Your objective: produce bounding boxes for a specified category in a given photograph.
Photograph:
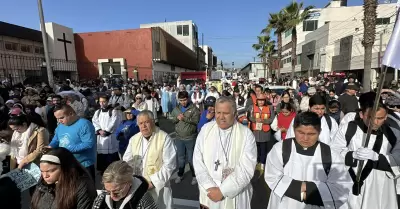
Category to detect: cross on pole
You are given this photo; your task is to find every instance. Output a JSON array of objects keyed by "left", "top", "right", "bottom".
[{"left": 57, "top": 33, "right": 72, "bottom": 61}]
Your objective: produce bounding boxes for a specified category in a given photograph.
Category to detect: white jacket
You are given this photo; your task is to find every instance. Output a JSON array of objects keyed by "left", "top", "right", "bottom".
[{"left": 0, "top": 143, "right": 10, "bottom": 174}]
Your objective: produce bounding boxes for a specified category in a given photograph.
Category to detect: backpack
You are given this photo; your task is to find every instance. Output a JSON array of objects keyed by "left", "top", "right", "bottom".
[
  {"left": 282, "top": 138, "right": 332, "bottom": 176},
  {"left": 96, "top": 109, "right": 113, "bottom": 118},
  {"left": 323, "top": 114, "right": 333, "bottom": 131}
]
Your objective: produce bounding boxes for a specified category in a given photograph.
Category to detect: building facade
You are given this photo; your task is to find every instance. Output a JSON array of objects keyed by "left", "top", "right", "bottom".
[
  {"left": 279, "top": 1, "right": 397, "bottom": 83},
  {"left": 0, "top": 21, "right": 78, "bottom": 84},
  {"left": 202, "top": 45, "right": 214, "bottom": 70},
  {"left": 75, "top": 27, "right": 199, "bottom": 82},
  {"left": 140, "top": 20, "right": 199, "bottom": 52}
]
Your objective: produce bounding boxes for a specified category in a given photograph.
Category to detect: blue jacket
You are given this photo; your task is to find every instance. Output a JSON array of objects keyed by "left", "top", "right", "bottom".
[
  {"left": 115, "top": 119, "right": 140, "bottom": 154},
  {"left": 197, "top": 109, "right": 215, "bottom": 132},
  {"left": 299, "top": 83, "right": 309, "bottom": 94}
]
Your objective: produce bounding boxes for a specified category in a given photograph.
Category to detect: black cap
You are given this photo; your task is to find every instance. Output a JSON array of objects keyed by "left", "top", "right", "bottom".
[{"left": 346, "top": 84, "right": 359, "bottom": 91}]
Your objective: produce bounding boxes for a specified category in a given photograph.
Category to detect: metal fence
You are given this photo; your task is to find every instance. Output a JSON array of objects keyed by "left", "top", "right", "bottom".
[
  {"left": 0, "top": 53, "right": 80, "bottom": 85},
  {"left": 0, "top": 53, "right": 183, "bottom": 85}
]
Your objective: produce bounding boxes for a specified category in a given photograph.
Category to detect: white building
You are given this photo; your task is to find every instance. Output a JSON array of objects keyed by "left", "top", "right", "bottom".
[
  {"left": 0, "top": 21, "right": 78, "bottom": 84},
  {"left": 239, "top": 62, "right": 270, "bottom": 81},
  {"left": 140, "top": 20, "right": 199, "bottom": 52},
  {"left": 280, "top": 0, "right": 397, "bottom": 82},
  {"left": 202, "top": 45, "right": 213, "bottom": 69}
]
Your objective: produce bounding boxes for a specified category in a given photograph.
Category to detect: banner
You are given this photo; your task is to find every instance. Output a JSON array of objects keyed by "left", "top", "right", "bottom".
[{"left": 1, "top": 163, "right": 41, "bottom": 191}]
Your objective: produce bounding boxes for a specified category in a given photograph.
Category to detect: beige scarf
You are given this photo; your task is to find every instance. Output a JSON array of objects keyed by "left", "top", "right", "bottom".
[{"left": 130, "top": 127, "right": 166, "bottom": 181}]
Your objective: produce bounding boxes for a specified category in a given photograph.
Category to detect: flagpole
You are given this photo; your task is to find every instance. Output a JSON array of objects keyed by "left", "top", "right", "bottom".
[{"left": 355, "top": 65, "right": 387, "bottom": 184}]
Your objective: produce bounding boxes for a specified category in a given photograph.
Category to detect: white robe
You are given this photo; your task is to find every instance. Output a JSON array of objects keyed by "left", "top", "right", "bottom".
[
  {"left": 265, "top": 140, "right": 352, "bottom": 209},
  {"left": 193, "top": 121, "right": 257, "bottom": 209},
  {"left": 122, "top": 132, "right": 176, "bottom": 209},
  {"left": 330, "top": 121, "right": 400, "bottom": 209},
  {"left": 92, "top": 109, "right": 121, "bottom": 154},
  {"left": 286, "top": 116, "right": 338, "bottom": 145}
]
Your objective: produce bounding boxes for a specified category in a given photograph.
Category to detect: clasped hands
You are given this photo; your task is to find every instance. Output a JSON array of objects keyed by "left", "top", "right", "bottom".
[
  {"left": 352, "top": 148, "right": 379, "bottom": 161},
  {"left": 207, "top": 187, "right": 224, "bottom": 202}
]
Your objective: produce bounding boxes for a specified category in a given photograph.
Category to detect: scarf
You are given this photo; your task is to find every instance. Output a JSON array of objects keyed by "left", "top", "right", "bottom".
[
  {"left": 277, "top": 112, "right": 296, "bottom": 140},
  {"left": 201, "top": 122, "right": 246, "bottom": 209},
  {"left": 10, "top": 123, "right": 37, "bottom": 164}
]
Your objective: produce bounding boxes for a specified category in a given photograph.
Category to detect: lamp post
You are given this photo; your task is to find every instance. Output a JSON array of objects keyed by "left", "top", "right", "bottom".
[{"left": 37, "top": 0, "right": 54, "bottom": 88}]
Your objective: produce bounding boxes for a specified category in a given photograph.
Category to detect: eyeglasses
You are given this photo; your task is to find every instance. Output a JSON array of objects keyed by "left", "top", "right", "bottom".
[
  {"left": 388, "top": 105, "right": 400, "bottom": 109},
  {"left": 104, "top": 183, "right": 129, "bottom": 197}
]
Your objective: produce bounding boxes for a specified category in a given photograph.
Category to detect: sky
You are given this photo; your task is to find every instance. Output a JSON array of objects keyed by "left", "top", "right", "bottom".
[{"left": 0, "top": 0, "right": 367, "bottom": 68}]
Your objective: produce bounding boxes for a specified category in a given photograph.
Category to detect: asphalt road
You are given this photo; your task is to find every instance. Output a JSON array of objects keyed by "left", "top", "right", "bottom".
[{"left": 21, "top": 116, "right": 271, "bottom": 209}]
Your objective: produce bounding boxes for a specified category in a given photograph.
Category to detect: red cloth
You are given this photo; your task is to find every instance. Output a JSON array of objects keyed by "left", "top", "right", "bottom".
[{"left": 277, "top": 111, "right": 296, "bottom": 140}]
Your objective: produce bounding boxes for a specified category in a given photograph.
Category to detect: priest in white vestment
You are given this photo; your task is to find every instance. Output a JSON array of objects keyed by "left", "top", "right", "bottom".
[
  {"left": 330, "top": 101, "right": 400, "bottom": 209},
  {"left": 266, "top": 111, "right": 352, "bottom": 209},
  {"left": 123, "top": 110, "right": 176, "bottom": 209},
  {"left": 193, "top": 96, "right": 257, "bottom": 209},
  {"left": 286, "top": 95, "right": 338, "bottom": 145}
]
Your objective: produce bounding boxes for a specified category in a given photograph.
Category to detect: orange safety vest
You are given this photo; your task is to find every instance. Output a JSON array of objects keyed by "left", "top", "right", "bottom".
[{"left": 251, "top": 105, "right": 271, "bottom": 132}]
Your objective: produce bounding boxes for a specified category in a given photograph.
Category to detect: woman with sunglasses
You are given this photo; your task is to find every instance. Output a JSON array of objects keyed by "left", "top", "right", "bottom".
[
  {"left": 31, "top": 147, "right": 96, "bottom": 209},
  {"left": 92, "top": 160, "right": 158, "bottom": 209}
]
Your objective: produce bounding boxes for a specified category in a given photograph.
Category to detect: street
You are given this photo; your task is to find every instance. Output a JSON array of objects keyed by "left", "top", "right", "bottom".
[{"left": 21, "top": 116, "right": 270, "bottom": 209}]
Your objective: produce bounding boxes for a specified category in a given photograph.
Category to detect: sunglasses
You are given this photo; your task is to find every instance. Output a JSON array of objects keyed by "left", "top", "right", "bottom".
[{"left": 388, "top": 105, "right": 400, "bottom": 109}]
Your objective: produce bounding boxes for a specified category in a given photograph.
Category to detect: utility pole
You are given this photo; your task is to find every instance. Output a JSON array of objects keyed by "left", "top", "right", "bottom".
[{"left": 37, "top": 0, "right": 54, "bottom": 88}]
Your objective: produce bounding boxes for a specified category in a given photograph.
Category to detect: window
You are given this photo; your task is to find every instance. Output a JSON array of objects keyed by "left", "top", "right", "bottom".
[
  {"left": 297, "top": 54, "right": 301, "bottom": 65},
  {"left": 34, "top": 46, "right": 40, "bottom": 54},
  {"left": 0, "top": 41, "right": 3, "bottom": 51},
  {"left": 155, "top": 41, "right": 160, "bottom": 52},
  {"left": 21, "top": 44, "right": 32, "bottom": 53},
  {"left": 5, "top": 42, "right": 19, "bottom": 51},
  {"left": 376, "top": 18, "right": 390, "bottom": 25},
  {"left": 303, "top": 20, "right": 318, "bottom": 32},
  {"left": 183, "top": 25, "right": 189, "bottom": 36},
  {"left": 39, "top": 47, "right": 44, "bottom": 54},
  {"left": 285, "top": 30, "right": 291, "bottom": 38},
  {"left": 177, "top": 25, "right": 183, "bottom": 35}
]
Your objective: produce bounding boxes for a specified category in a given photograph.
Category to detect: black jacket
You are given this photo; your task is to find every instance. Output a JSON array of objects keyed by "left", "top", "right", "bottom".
[
  {"left": 0, "top": 176, "right": 21, "bottom": 209},
  {"left": 47, "top": 106, "right": 58, "bottom": 136},
  {"left": 34, "top": 174, "right": 96, "bottom": 209},
  {"left": 235, "top": 95, "right": 245, "bottom": 107}
]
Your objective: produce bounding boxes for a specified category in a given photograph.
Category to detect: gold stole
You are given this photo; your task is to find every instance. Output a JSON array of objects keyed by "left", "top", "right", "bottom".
[
  {"left": 130, "top": 127, "right": 166, "bottom": 182},
  {"left": 200, "top": 122, "right": 245, "bottom": 208}
]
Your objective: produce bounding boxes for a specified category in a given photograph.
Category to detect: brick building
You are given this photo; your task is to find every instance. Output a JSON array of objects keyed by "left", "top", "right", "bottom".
[{"left": 74, "top": 27, "right": 200, "bottom": 82}]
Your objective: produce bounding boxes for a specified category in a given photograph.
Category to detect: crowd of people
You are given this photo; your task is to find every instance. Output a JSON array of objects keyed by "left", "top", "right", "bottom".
[{"left": 0, "top": 74, "right": 399, "bottom": 209}]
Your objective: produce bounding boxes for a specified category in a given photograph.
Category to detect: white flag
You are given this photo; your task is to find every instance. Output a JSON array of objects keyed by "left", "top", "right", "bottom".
[{"left": 382, "top": 8, "right": 400, "bottom": 68}]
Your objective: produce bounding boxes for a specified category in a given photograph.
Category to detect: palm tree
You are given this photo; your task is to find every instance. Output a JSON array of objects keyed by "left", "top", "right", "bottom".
[
  {"left": 252, "top": 36, "right": 276, "bottom": 80},
  {"left": 362, "top": 0, "right": 377, "bottom": 91},
  {"left": 263, "top": 11, "right": 286, "bottom": 79},
  {"left": 283, "top": 2, "right": 314, "bottom": 79},
  {"left": 266, "top": 40, "right": 277, "bottom": 78}
]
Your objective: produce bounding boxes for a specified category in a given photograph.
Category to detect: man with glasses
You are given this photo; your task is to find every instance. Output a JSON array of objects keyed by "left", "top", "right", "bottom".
[
  {"left": 123, "top": 110, "right": 176, "bottom": 209},
  {"left": 171, "top": 91, "right": 200, "bottom": 185},
  {"left": 286, "top": 95, "right": 338, "bottom": 145}
]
